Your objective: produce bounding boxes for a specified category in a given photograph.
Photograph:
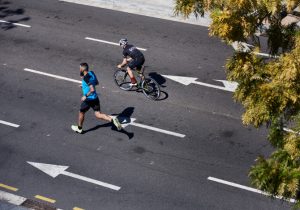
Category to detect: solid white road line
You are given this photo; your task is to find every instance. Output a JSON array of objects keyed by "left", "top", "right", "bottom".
[
  {"left": 24, "top": 68, "right": 81, "bottom": 84},
  {"left": 130, "top": 121, "right": 186, "bottom": 138},
  {"left": 0, "top": 190, "right": 26, "bottom": 206},
  {"left": 0, "top": 120, "right": 20, "bottom": 128},
  {"left": 0, "top": 20, "right": 31, "bottom": 28},
  {"left": 208, "top": 176, "right": 296, "bottom": 203},
  {"left": 85, "top": 37, "right": 147, "bottom": 51}
]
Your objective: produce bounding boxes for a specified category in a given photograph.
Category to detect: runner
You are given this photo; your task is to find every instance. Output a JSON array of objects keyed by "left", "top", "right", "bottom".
[{"left": 72, "top": 63, "right": 122, "bottom": 133}]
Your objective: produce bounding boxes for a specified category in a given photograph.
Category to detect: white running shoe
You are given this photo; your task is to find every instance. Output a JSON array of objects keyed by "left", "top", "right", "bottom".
[
  {"left": 71, "top": 125, "right": 83, "bottom": 134},
  {"left": 112, "top": 118, "right": 122, "bottom": 131}
]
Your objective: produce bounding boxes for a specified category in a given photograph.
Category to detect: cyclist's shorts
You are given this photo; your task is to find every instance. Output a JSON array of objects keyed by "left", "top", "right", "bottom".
[
  {"left": 80, "top": 97, "right": 101, "bottom": 113},
  {"left": 128, "top": 57, "right": 145, "bottom": 70}
]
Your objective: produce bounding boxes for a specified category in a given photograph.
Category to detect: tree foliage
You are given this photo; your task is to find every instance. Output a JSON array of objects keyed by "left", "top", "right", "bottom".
[{"left": 175, "top": 0, "right": 300, "bottom": 206}]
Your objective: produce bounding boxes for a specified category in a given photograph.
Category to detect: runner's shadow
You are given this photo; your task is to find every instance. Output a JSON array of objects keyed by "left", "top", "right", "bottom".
[{"left": 84, "top": 107, "right": 135, "bottom": 139}]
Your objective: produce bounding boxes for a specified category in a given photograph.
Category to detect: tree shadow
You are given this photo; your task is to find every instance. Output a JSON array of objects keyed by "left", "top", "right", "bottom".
[
  {"left": 0, "top": 1, "right": 30, "bottom": 30},
  {"left": 84, "top": 107, "right": 135, "bottom": 139}
]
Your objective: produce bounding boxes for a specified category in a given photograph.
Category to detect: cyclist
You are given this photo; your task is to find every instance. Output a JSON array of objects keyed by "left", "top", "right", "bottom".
[
  {"left": 72, "top": 63, "right": 122, "bottom": 133},
  {"left": 117, "top": 38, "right": 145, "bottom": 87}
]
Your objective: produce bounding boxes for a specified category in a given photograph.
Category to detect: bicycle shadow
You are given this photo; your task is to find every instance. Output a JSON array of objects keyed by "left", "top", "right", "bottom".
[
  {"left": 0, "top": 1, "right": 31, "bottom": 30},
  {"left": 148, "top": 72, "right": 169, "bottom": 101},
  {"left": 84, "top": 107, "right": 135, "bottom": 139}
]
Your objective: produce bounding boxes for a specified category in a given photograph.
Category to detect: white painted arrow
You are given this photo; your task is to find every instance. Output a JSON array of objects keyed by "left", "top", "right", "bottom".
[
  {"left": 231, "top": 41, "right": 279, "bottom": 58},
  {"left": 27, "top": 161, "right": 121, "bottom": 191},
  {"left": 162, "top": 75, "right": 238, "bottom": 92}
]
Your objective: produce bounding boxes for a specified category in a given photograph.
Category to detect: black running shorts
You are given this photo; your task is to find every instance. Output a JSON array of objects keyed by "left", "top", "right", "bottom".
[{"left": 80, "top": 97, "right": 101, "bottom": 113}]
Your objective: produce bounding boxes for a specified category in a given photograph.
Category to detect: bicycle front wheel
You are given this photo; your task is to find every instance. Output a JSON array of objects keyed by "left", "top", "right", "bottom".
[
  {"left": 141, "top": 78, "right": 161, "bottom": 100},
  {"left": 114, "top": 69, "right": 132, "bottom": 91}
]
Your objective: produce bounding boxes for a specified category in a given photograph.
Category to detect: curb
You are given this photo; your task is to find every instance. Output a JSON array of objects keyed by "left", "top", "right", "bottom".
[{"left": 0, "top": 190, "right": 62, "bottom": 210}]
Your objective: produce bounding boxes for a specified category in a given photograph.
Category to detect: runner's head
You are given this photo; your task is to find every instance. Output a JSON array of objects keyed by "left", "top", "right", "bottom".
[
  {"left": 119, "top": 38, "right": 128, "bottom": 48},
  {"left": 80, "top": 63, "right": 89, "bottom": 76}
]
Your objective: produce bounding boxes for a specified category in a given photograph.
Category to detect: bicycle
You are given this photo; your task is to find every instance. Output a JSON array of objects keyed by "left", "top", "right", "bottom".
[{"left": 114, "top": 66, "right": 161, "bottom": 100}]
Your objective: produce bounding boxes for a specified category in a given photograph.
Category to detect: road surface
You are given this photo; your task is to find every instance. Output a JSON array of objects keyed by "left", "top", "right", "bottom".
[{"left": 0, "top": 0, "right": 292, "bottom": 209}]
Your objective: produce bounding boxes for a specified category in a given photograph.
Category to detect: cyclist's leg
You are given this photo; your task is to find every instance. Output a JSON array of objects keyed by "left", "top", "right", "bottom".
[{"left": 127, "top": 66, "right": 137, "bottom": 85}]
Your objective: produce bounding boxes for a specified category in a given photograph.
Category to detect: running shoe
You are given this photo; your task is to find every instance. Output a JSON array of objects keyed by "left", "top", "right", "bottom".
[
  {"left": 71, "top": 125, "right": 83, "bottom": 134},
  {"left": 112, "top": 118, "right": 122, "bottom": 131}
]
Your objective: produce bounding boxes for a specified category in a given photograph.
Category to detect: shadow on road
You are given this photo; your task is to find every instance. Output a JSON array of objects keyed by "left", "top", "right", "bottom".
[
  {"left": 149, "top": 72, "right": 166, "bottom": 87},
  {"left": 84, "top": 107, "right": 135, "bottom": 139},
  {"left": 156, "top": 90, "right": 168, "bottom": 101},
  {"left": 0, "top": 0, "right": 30, "bottom": 30},
  {"left": 148, "top": 72, "right": 169, "bottom": 101}
]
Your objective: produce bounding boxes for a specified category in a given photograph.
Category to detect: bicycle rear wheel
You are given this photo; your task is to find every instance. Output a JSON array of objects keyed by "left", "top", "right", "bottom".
[
  {"left": 114, "top": 69, "right": 132, "bottom": 91},
  {"left": 141, "top": 78, "right": 161, "bottom": 100}
]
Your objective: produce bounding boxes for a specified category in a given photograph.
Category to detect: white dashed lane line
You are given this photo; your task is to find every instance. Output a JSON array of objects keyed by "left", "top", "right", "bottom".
[
  {"left": 85, "top": 37, "right": 147, "bottom": 51},
  {"left": 24, "top": 68, "right": 81, "bottom": 84},
  {"left": 0, "top": 20, "right": 31, "bottom": 28},
  {"left": 0, "top": 120, "right": 20, "bottom": 128}
]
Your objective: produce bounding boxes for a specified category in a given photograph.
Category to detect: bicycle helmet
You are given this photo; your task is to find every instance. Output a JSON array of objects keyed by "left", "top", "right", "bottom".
[{"left": 119, "top": 38, "right": 128, "bottom": 47}]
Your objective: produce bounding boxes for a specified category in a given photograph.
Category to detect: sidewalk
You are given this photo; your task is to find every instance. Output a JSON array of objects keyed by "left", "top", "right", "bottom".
[{"left": 60, "top": 0, "right": 211, "bottom": 26}]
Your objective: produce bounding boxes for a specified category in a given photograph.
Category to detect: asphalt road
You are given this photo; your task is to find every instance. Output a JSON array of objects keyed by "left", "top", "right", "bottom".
[{"left": 0, "top": 0, "right": 293, "bottom": 209}]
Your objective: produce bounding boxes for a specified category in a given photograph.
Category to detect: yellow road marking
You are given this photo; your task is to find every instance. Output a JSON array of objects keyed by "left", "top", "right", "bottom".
[
  {"left": 0, "top": 183, "right": 18, "bottom": 192},
  {"left": 73, "top": 207, "right": 85, "bottom": 210},
  {"left": 34, "top": 195, "right": 56, "bottom": 203}
]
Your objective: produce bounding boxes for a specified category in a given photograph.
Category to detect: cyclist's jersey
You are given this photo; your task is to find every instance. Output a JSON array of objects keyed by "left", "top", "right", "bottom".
[
  {"left": 123, "top": 44, "right": 144, "bottom": 59},
  {"left": 82, "top": 71, "right": 99, "bottom": 100}
]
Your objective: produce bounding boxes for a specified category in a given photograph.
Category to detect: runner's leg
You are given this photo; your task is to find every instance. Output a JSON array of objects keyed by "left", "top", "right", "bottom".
[
  {"left": 78, "top": 112, "right": 85, "bottom": 128},
  {"left": 94, "top": 111, "right": 112, "bottom": 122}
]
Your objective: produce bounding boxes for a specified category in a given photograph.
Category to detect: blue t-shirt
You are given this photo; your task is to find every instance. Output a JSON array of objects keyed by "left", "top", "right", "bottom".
[{"left": 82, "top": 71, "right": 99, "bottom": 100}]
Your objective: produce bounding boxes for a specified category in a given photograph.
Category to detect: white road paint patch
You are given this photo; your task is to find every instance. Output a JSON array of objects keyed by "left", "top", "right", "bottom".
[
  {"left": 27, "top": 161, "right": 121, "bottom": 191},
  {"left": 163, "top": 75, "right": 237, "bottom": 92},
  {"left": 85, "top": 37, "right": 147, "bottom": 51},
  {"left": 208, "top": 176, "right": 296, "bottom": 203},
  {"left": 215, "top": 80, "right": 238, "bottom": 92},
  {"left": 283, "top": 127, "right": 300, "bottom": 134},
  {"left": 24, "top": 68, "right": 81, "bottom": 84},
  {"left": 0, "top": 120, "right": 20, "bottom": 128},
  {"left": 0, "top": 190, "right": 26, "bottom": 205},
  {"left": 0, "top": 20, "right": 31, "bottom": 28}
]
